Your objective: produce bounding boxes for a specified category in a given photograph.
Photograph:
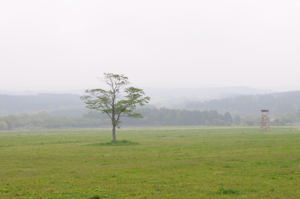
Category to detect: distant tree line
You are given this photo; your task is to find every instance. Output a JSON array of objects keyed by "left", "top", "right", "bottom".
[
  {"left": 0, "top": 112, "right": 103, "bottom": 130},
  {"left": 0, "top": 108, "right": 233, "bottom": 130},
  {"left": 0, "top": 108, "right": 297, "bottom": 131}
]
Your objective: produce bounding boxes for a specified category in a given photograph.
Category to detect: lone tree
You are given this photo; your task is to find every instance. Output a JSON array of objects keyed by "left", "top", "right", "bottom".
[{"left": 81, "top": 73, "right": 150, "bottom": 142}]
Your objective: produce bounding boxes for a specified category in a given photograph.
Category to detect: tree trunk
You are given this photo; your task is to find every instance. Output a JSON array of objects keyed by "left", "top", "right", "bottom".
[{"left": 112, "top": 125, "right": 117, "bottom": 142}]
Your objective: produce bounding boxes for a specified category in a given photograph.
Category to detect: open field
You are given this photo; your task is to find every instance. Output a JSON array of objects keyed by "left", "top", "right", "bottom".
[{"left": 1, "top": 127, "right": 300, "bottom": 199}]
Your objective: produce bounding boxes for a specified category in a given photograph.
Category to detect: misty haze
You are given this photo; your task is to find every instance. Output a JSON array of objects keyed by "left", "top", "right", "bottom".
[{"left": 1, "top": 1, "right": 300, "bottom": 199}]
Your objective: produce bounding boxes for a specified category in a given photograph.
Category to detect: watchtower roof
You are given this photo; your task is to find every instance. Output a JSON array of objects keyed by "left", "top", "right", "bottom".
[{"left": 261, "top": 109, "right": 269, "bottom": 112}]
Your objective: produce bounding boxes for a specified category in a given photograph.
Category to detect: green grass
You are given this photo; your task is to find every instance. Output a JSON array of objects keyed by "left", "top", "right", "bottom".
[
  {"left": 88, "top": 140, "right": 139, "bottom": 147},
  {"left": 1, "top": 127, "right": 300, "bottom": 199}
]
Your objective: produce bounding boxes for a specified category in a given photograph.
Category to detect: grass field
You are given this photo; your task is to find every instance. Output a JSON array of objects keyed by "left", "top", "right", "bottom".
[{"left": 1, "top": 127, "right": 300, "bottom": 199}]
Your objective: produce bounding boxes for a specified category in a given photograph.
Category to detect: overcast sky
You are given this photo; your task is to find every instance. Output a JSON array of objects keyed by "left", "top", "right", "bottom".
[{"left": 1, "top": 0, "right": 300, "bottom": 92}]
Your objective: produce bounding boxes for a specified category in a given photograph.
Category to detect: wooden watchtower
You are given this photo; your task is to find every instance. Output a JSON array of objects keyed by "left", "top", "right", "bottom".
[{"left": 260, "top": 109, "right": 270, "bottom": 131}]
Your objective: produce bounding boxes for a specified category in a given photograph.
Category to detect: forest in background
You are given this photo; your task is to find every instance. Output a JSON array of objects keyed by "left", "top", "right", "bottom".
[{"left": 1, "top": 90, "right": 300, "bottom": 130}]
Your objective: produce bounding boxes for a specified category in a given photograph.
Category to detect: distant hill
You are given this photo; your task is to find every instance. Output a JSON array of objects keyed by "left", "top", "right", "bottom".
[
  {"left": 1, "top": 89, "right": 300, "bottom": 129},
  {"left": 0, "top": 94, "right": 84, "bottom": 116},
  {"left": 184, "top": 90, "right": 300, "bottom": 116},
  {"left": 0, "top": 87, "right": 268, "bottom": 115},
  {"left": 144, "top": 87, "right": 269, "bottom": 107},
  {"left": 1, "top": 88, "right": 298, "bottom": 118}
]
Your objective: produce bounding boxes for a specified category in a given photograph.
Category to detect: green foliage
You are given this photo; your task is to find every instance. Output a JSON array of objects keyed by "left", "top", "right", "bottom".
[
  {"left": 81, "top": 73, "right": 150, "bottom": 141},
  {"left": 81, "top": 73, "right": 150, "bottom": 127}
]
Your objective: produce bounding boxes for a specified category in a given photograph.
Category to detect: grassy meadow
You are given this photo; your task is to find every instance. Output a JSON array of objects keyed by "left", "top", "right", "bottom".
[{"left": 1, "top": 127, "right": 300, "bottom": 199}]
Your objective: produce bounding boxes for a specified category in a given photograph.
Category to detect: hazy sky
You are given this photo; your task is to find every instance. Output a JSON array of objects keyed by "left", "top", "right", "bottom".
[{"left": 1, "top": 0, "right": 300, "bottom": 91}]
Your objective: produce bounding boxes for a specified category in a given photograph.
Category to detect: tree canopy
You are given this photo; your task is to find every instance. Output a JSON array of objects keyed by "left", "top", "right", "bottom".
[{"left": 81, "top": 73, "right": 150, "bottom": 142}]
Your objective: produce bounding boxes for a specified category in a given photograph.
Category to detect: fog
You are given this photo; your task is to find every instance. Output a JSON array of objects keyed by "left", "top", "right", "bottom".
[{"left": 1, "top": 0, "right": 300, "bottom": 92}]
